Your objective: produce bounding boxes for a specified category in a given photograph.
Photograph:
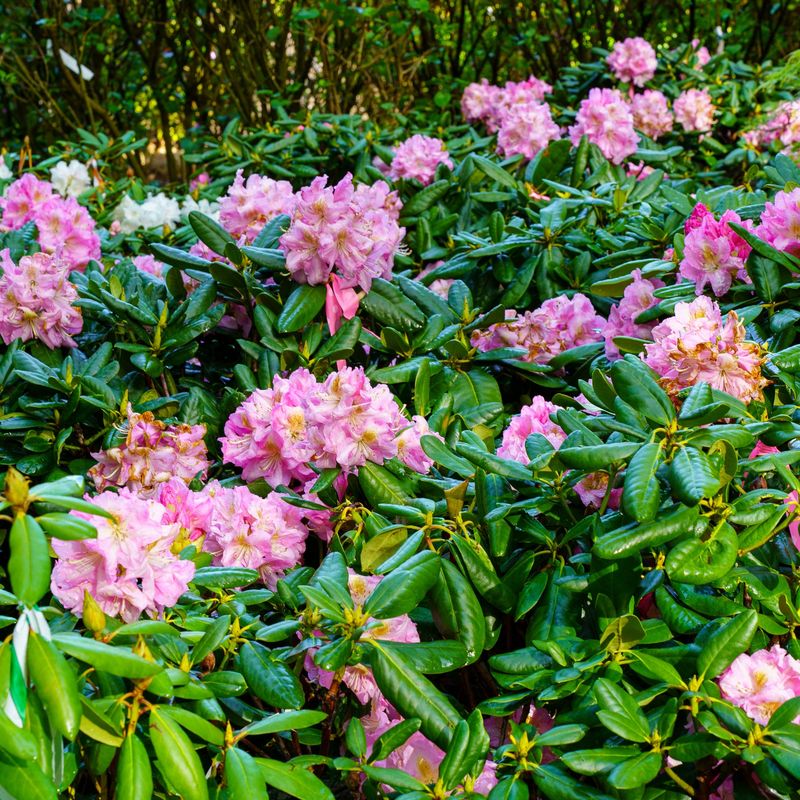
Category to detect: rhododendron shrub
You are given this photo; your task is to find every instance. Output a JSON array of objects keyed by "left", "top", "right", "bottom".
[{"left": 5, "top": 31, "right": 800, "bottom": 800}]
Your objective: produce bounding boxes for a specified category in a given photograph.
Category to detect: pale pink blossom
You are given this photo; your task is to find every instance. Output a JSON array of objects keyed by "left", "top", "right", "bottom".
[
  {"left": 389, "top": 135, "right": 453, "bottom": 185},
  {"left": 631, "top": 90, "right": 673, "bottom": 140},
  {"left": 643, "top": 296, "right": 767, "bottom": 402},
  {"left": 0, "top": 174, "right": 53, "bottom": 228},
  {"left": 673, "top": 88, "right": 715, "bottom": 133},
  {"left": 218, "top": 169, "right": 296, "bottom": 243},
  {"left": 90, "top": 405, "right": 208, "bottom": 498},
  {"left": 497, "top": 101, "right": 560, "bottom": 160},
  {"left": 569, "top": 88, "right": 639, "bottom": 164},
  {"left": 756, "top": 187, "right": 800, "bottom": 257},
  {"left": 719, "top": 645, "right": 800, "bottom": 725},
  {"left": 679, "top": 205, "right": 753, "bottom": 296},
  {"left": 0, "top": 249, "right": 82, "bottom": 348},
  {"left": 604, "top": 270, "right": 664, "bottom": 360},
  {"left": 51, "top": 489, "right": 195, "bottom": 622},
  {"left": 607, "top": 37, "right": 658, "bottom": 86},
  {"left": 497, "top": 396, "right": 566, "bottom": 463}
]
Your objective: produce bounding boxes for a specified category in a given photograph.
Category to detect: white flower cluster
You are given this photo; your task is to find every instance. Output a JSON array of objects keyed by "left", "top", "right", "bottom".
[
  {"left": 50, "top": 160, "right": 92, "bottom": 198},
  {"left": 113, "top": 193, "right": 182, "bottom": 234}
]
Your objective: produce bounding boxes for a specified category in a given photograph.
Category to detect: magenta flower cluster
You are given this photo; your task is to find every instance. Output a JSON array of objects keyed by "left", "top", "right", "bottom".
[
  {"left": 756, "top": 187, "right": 800, "bottom": 256},
  {"left": 221, "top": 365, "right": 436, "bottom": 487},
  {"left": 388, "top": 134, "right": 454, "bottom": 185},
  {"left": 89, "top": 405, "right": 209, "bottom": 498},
  {"left": 1, "top": 174, "right": 101, "bottom": 270},
  {"left": 568, "top": 88, "right": 639, "bottom": 164},
  {"left": 0, "top": 249, "right": 83, "bottom": 348},
  {"left": 279, "top": 173, "right": 404, "bottom": 292},
  {"left": 471, "top": 294, "right": 606, "bottom": 364},
  {"left": 679, "top": 203, "right": 753, "bottom": 296},
  {"left": 607, "top": 37, "right": 658, "bottom": 86},
  {"left": 603, "top": 269, "right": 664, "bottom": 359},
  {"left": 218, "top": 169, "right": 296, "bottom": 243}
]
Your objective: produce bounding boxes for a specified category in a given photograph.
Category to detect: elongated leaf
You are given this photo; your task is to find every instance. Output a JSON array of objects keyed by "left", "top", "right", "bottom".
[
  {"left": 239, "top": 643, "right": 304, "bottom": 709},
  {"left": 364, "top": 551, "right": 440, "bottom": 619},
  {"left": 226, "top": 747, "right": 268, "bottom": 800},
  {"left": 257, "top": 758, "right": 335, "bottom": 800},
  {"left": 149, "top": 707, "right": 209, "bottom": 800},
  {"left": 116, "top": 734, "right": 153, "bottom": 800},
  {"left": 621, "top": 442, "right": 663, "bottom": 522},
  {"left": 9, "top": 513, "right": 51, "bottom": 606},
  {"left": 52, "top": 633, "right": 163, "bottom": 678},
  {"left": 698, "top": 609, "right": 758, "bottom": 678}
]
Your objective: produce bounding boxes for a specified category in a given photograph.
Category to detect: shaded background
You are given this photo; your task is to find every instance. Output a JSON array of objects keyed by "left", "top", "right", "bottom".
[{"left": 1, "top": 0, "right": 798, "bottom": 180}]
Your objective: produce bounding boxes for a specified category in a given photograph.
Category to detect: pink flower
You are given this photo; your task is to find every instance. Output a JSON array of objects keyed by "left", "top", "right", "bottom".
[
  {"left": 643, "top": 296, "right": 767, "bottom": 402},
  {"left": 416, "top": 261, "right": 452, "bottom": 299},
  {"left": 574, "top": 472, "right": 622, "bottom": 509},
  {"left": 0, "top": 249, "right": 82, "bottom": 348},
  {"left": 607, "top": 37, "right": 658, "bottom": 86},
  {"left": 756, "top": 187, "right": 800, "bottom": 257},
  {"left": 156, "top": 478, "right": 214, "bottom": 542},
  {"left": 497, "top": 101, "right": 560, "bottom": 160},
  {"left": 719, "top": 645, "right": 800, "bottom": 725},
  {"left": 218, "top": 169, "right": 296, "bottom": 243},
  {"left": 461, "top": 79, "right": 501, "bottom": 124},
  {"left": 679, "top": 205, "right": 753, "bottom": 296},
  {"left": 604, "top": 270, "right": 664, "bottom": 360},
  {"left": 132, "top": 254, "right": 166, "bottom": 279},
  {"left": 34, "top": 195, "right": 101, "bottom": 271},
  {"left": 673, "top": 88, "right": 715, "bottom": 133},
  {"left": 51, "top": 489, "right": 195, "bottom": 622},
  {"left": 785, "top": 490, "right": 800, "bottom": 551},
  {"left": 0, "top": 174, "right": 54, "bottom": 228},
  {"left": 389, "top": 135, "right": 453, "bottom": 185},
  {"left": 201, "top": 482, "right": 308, "bottom": 589},
  {"left": 190, "top": 172, "right": 210, "bottom": 192},
  {"left": 90, "top": 405, "right": 208, "bottom": 498},
  {"left": 690, "top": 39, "right": 711, "bottom": 68},
  {"left": 472, "top": 295, "right": 606, "bottom": 364},
  {"left": 280, "top": 174, "right": 404, "bottom": 293},
  {"left": 631, "top": 90, "right": 673, "bottom": 140},
  {"left": 395, "top": 415, "right": 439, "bottom": 474},
  {"left": 221, "top": 365, "right": 433, "bottom": 487},
  {"left": 497, "top": 396, "right": 566, "bottom": 463},
  {"left": 569, "top": 88, "right": 639, "bottom": 164}
]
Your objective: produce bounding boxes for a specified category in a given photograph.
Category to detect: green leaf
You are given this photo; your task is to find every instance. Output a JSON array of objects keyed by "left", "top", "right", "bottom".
[
  {"left": 472, "top": 155, "right": 519, "bottom": 188},
  {"left": 420, "top": 435, "right": 475, "bottom": 477},
  {"left": 593, "top": 503, "right": 699, "bottom": 559},
  {"left": 369, "top": 718, "right": 422, "bottom": 763},
  {"left": 450, "top": 535, "right": 515, "bottom": 613},
  {"left": 401, "top": 180, "right": 451, "bottom": 216},
  {"left": 557, "top": 442, "right": 640, "bottom": 471},
  {"left": 257, "top": 758, "right": 336, "bottom": 800},
  {"left": 192, "top": 567, "right": 259, "bottom": 588},
  {"left": 346, "top": 717, "right": 367, "bottom": 758},
  {"left": 621, "top": 442, "right": 663, "bottom": 522},
  {"left": 160, "top": 706, "right": 224, "bottom": 746},
  {"left": 0, "top": 704, "right": 38, "bottom": 760},
  {"left": 428, "top": 559, "right": 486, "bottom": 663},
  {"left": 27, "top": 631, "right": 82, "bottom": 741},
  {"left": 455, "top": 443, "right": 532, "bottom": 481},
  {"left": 0, "top": 759, "right": 57, "bottom": 800},
  {"left": 241, "top": 710, "right": 327, "bottom": 737},
  {"left": 370, "top": 640, "right": 461, "bottom": 749},
  {"left": 607, "top": 752, "right": 662, "bottom": 789},
  {"left": 36, "top": 512, "right": 97, "bottom": 540},
  {"left": 380, "top": 640, "right": 468, "bottom": 674},
  {"left": 358, "top": 462, "right": 412, "bottom": 506},
  {"left": 225, "top": 747, "right": 268, "bottom": 800},
  {"left": 698, "top": 609, "right": 758, "bottom": 679},
  {"left": 364, "top": 551, "right": 440, "bottom": 618},
  {"left": 610, "top": 357, "right": 674, "bottom": 425},
  {"left": 149, "top": 707, "right": 209, "bottom": 800},
  {"left": 239, "top": 642, "right": 304, "bottom": 709},
  {"left": 360, "top": 279, "right": 426, "bottom": 332},
  {"left": 665, "top": 522, "right": 737, "bottom": 584},
  {"left": 116, "top": 734, "right": 153, "bottom": 800},
  {"left": 191, "top": 615, "right": 230, "bottom": 666},
  {"left": 51, "top": 633, "right": 163, "bottom": 679},
  {"left": 276, "top": 284, "right": 327, "bottom": 333},
  {"left": 594, "top": 678, "right": 650, "bottom": 743},
  {"left": 9, "top": 513, "right": 51, "bottom": 606},
  {"left": 668, "top": 447, "right": 720, "bottom": 505},
  {"left": 188, "top": 210, "right": 235, "bottom": 256}
]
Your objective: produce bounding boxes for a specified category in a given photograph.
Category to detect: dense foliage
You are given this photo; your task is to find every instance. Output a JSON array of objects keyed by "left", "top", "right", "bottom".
[{"left": 2, "top": 28, "right": 800, "bottom": 800}]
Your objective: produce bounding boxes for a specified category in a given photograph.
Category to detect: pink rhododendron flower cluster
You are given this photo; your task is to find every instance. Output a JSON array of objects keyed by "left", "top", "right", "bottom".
[
  {"left": 90, "top": 405, "right": 209, "bottom": 497},
  {"left": 631, "top": 90, "right": 674, "bottom": 139},
  {"left": 719, "top": 645, "right": 800, "bottom": 725},
  {"left": 0, "top": 174, "right": 101, "bottom": 270},
  {"left": 573, "top": 471, "right": 622, "bottom": 509},
  {"left": 568, "top": 88, "right": 639, "bottom": 164},
  {"left": 497, "top": 396, "right": 566, "bottom": 462},
  {"left": 201, "top": 482, "right": 309, "bottom": 589},
  {"left": 673, "top": 88, "right": 715, "bottom": 133},
  {"left": 416, "top": 261, "right": 453, "bottom": 299},
  {"left": 690, "top": 38, "right": 711, "bottom": 68},
  {"left": 607, "top": 37, "right": 658, "bottom": 86},
  {"left": 279, "top": 173, "right": 404, "bottom": 292},
  {"left": 679, "top": 203, "right": 753, "bottom": 296},
  {"left": 756, "top": 187, "right": 800, "bottom": 256},
  {"left": 743, "top": 100, "right": 800, "bottom": 152},
  {"left": 51, "top": 489, "right": 195, "bottom": 623},
  {"left": 218, "top": 169, "right": 296, "bottom": 242},
  {"left": 461, "top": 75, "right": 551, "bottom": 132},
  {"left": 496, "top": 101, "right": 560, "bottom": 160},
  {"left": 0, "top": 249, "right": 83, "bottom": 348},
  {"left": 221, "top": 366, "right": 436, "bottom": 486},
  {"left": 603, "top": 269, "right": 664, "bottom": 359},
  {"left": 471, "top": 294, "right": 606, "bottom": 364},
  {"left": 642, "top": 296, "right": 767, "bottom": 402},
  {"left": 388, "top": 134, "right": 453, "bottom": 185}
]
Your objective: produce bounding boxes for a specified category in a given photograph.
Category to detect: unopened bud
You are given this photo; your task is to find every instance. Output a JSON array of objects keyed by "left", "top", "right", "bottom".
[
  {"left": 4, "top": 468, "right": 30, "bottom": 512},
  {"left": 83, "top": 590, "right": 106, "bottom": 633}
]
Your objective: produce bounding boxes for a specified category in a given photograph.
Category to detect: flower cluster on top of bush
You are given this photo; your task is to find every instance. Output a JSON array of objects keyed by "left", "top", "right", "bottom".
[{"left": 2, "top": 30, "right": 800, "bottom": 800}]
